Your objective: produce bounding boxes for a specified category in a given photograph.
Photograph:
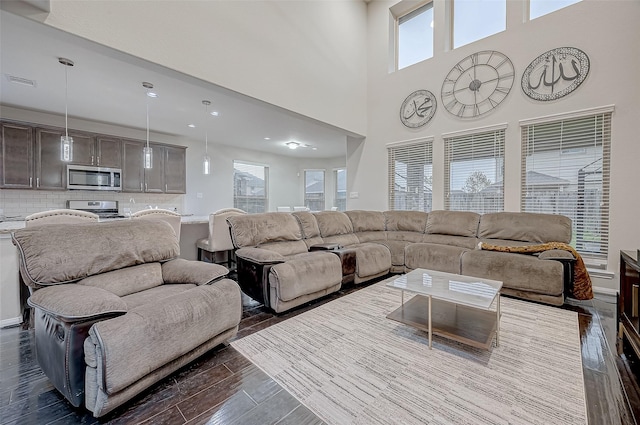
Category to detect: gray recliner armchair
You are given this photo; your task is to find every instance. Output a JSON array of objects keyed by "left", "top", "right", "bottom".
[{"left": 12, "top": 219, "right": 242, "bottom": 417}]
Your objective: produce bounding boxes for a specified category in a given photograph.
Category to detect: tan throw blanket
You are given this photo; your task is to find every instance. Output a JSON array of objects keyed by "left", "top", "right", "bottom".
[{"left": 479, "top": 241, "right": 593, "bottom": 301}]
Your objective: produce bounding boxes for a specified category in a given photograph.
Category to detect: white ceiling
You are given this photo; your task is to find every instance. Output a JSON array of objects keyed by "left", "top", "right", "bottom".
[{"left": 0, "top": 11, "right": 357, "bottom": 159}]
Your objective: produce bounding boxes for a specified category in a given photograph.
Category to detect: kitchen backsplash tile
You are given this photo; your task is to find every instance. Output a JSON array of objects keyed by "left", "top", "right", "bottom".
[{"left": 0, "top": 190, "right": 184, "bottom": 218}]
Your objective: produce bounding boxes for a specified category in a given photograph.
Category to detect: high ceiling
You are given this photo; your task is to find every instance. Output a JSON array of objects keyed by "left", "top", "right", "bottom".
[{"left": 0, "top": 10, "right": 355, "bottom": 159}]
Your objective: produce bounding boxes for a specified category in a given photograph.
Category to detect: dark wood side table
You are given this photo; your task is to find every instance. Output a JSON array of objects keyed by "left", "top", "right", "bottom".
[{"left": 619, "top": 250, "right": 640, "bottom": 358}]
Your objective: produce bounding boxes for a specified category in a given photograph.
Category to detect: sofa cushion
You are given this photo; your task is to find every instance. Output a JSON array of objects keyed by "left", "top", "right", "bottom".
[
  {"left": 89, "top": 279, "right": 241, "bottom": 395},
  {"left": 292, "top": 211, "right": 321, "bottom": 238},
  {"left": 227, "top": 212, "right": 302, "bottom": 248},
  {"left": 121, "top": 284, "right": 197, "bottom": 310},
  {"left": 322, "top": 234, "right": 360, "bottom": 247},
  {"left": 78, "top": 263, "right": 163, "bottom": 297},
  {"left": 405, "top": 243, "right": 469, "bottom": 274},
  {"left": 373, "top": 240, "right": 410, "bottom": 266},
  {"left": 425, "top": 210, "right": 480, "bottom": 237},
  {"left": 387, "top": 231, "right": 424, "bottom": 243},
  {"left": 422, "top": 234, "right": 479, "bottom": 250},
  {"left": 12, "top": 220, "right": 179, "bottom": 287},
  {"left": 269, "top": 252, "right": 342, "bottom": 302},
  {"left": 28, "top": 284, "right": 127, "bottom": 321},
  {"left": 461, "top": 250, "right": 564, "bottom": 296},
  {"left": 345, "top": 210, "right": 386, "bottom": 232},
  {"left": 351, "top": 243, "right": 392, "bottom": 278},
  {"left": 356, "top": 231, "right": 387, "bottom": 243},
  {"left": 259, "top": 240, "right": 309, "bottom": 257},
  {"left": 314, "top": 211, "right": 353, "bottom": 237},
  {"left": 478, "top": 212, "right": 572, "bottom": 244},
  {"left": 384, "top": 210, "right": 428, "bottom": 233}
]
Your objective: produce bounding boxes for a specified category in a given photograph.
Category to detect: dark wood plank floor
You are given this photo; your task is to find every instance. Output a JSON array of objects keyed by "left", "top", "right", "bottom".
[{"left": 0, "top": 280, "right": 638, "bottom": 425}]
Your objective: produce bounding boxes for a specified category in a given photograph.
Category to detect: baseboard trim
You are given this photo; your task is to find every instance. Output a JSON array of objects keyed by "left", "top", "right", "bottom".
[
  {"left": 0, "top": 316, "right": 23, "bottom": 328},
  {"left": 593, "top": 286, "right": 618, "bottom": 297}
]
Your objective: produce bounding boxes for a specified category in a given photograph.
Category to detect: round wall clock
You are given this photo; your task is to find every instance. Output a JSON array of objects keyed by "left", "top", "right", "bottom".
[
  {"left": 400, "top": 89, "right": 437, "bottom": 128},
  {"left": 441, "top": 50, "right": 515, "bottom": 118},
  {"left": 521, "top": 47, "right": 590, "bottom": 101}
]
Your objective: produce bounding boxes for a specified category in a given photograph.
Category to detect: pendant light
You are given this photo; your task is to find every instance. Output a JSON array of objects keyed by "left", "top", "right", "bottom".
[
  {"left": 59, "top": 58, "right": 74, "bottom": 162},
  {"left": 202, "top": 100, "right": 211, "bottom": 175},
  {"left": 142, "top": 82, "right": 154, "bottom": 169}
]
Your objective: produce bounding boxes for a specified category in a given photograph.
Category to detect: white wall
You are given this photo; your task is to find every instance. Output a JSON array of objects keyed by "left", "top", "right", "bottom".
[
  {"left": 355, "top": 0, "right": 640, "bottom": 291},
  {"left": 19, "top": 0, "right": 368, "bottom": 136},
  {"left": 185, "top": 136, "right": 346, "bottom": 214}
]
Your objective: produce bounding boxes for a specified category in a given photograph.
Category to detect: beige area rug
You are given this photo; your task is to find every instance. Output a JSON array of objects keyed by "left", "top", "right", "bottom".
[{"left": 232, "top": 279, "right": 587, "bottom": 425}]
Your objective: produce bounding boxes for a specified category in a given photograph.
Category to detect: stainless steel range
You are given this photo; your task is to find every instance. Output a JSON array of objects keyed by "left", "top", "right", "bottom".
[{"left": 67, "top": 200, "right": 125, "bottom": 219}]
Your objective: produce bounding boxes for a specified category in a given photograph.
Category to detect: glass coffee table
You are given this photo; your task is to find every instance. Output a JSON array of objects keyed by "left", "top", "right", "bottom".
[{"left": 386, "top": 268, "right": 503, "bottom": 350}]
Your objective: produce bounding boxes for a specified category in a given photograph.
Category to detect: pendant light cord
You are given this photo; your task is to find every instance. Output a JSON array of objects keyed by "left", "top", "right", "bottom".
[
  {"left": 146, "top": 90, "right": 150, "bottom": 149},
  {"left": 64, "top": 64, "right": 69, "bottom": 139},
  {"left": 204, "top": 103, "right": 209, "bottom": 154}
]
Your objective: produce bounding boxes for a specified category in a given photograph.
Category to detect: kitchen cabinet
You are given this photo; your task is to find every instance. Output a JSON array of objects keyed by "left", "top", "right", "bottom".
[
  {"left": 164, "top": 146, "right": 186, "bottom": 193},
  {"left": 0, "top": 122, "right": 33, "bottom": 188},
  {"left": 122, "top": 140, "right": 173, "bottom": 193},
  {"left": 122, "top": 139, "right": 144, "bottom": 192},
  {"left": 96, "top": 136, "right": 122, "bottom": 168},
  {"left": 71, "top": 135, "right": 121, "bottom": 168}
]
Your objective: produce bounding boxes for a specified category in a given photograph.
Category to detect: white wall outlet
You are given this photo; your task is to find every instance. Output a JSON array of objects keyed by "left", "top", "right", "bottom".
[
  {"left": 196, "top": 192, "right": 203, "bottom": 199},
  {"left": 349, "top": 192, "right": 359, "bottom": 199}
]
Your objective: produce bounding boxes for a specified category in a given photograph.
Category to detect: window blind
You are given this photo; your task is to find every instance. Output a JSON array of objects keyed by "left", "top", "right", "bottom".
[
  {"left": 444, "top": 129, "right": 505, "bottom": 213},
  {"left": 388, "top": 140, "right": 433, "bottom": 211},
  {"left": 304, "top": 170, "right": 325, "bottom": 211},
  {"left": 521, "top": 112, "right": 611, "bottom": 265},
  {"left": 233, "top": 160, "right": 268, "bottom": 213}
]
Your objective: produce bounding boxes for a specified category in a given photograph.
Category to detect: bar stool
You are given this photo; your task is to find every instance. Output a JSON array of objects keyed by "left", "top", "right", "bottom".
[{"left": 196, "top": 208, "right": 246, "bottom": 269}]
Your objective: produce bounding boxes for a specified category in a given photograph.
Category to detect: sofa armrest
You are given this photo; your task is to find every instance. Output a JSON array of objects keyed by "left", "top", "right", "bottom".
[
  {"left": 235, "top": 247, "right": 286, "bottom": 265},
  {"left": 28, "top": 284, "right": 127, "bottom": 322},
  {"left": 538, "top": 249, "right": 576, "bottom": 298},
  {"left": 162, "top": 258, "right": 228, "bottom": 285},
  {"left": 538, "top": 249, "right": 575, "bottom": 261}
]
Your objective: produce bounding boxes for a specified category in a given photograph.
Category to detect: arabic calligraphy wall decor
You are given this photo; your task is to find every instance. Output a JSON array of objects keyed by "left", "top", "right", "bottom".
[
  {"left": 441, "top": 50, "right": 514, "bottom": 119},
  {"left": 521, "top": 47, "right": 590, "bottom": 101},
  {"left": 400, "top": 89, "right": 437, "bottom": 128}
]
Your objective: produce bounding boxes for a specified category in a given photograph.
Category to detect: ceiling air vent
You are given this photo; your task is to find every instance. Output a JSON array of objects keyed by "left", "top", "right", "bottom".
[{"left": 6, "top": 74, "right": 37, "bottom": 87}]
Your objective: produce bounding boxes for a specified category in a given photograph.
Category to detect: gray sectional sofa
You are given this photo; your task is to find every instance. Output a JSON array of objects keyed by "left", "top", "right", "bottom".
[
  {"left": 227, "top": 209, "right": 575, "bottom": 313},
  {"left": 12, "top": 219, "right": 242, "bottom": 417}
]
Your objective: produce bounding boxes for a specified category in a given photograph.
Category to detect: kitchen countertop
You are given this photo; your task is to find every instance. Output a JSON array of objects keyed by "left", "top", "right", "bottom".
[{"left": 0, "top": 215, "right": 210, "bottom": 234}]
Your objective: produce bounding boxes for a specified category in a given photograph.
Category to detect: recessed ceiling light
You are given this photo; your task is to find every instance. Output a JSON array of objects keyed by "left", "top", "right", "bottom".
[
  {"left": 188, "top": 124, "right": 196, "bottom": 128},
  {"left": 312, "top": 147, "right": 318, "bottom": 150},
  {"left": 210, "top": 111, "right": 219, "bottom": 116},
  {"left": 286, "top": 141, "right": 300, "bottom": 150},
  {"left": 264, "top": 137, "right": 270, "bottom": 140}
]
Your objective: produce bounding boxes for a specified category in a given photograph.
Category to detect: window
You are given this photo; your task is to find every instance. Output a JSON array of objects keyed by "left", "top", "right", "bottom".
[
  {"left": 304, "top": 170, "right": 325, "bottom": 211},
  {"left": 453, "top": 0, "right": 506, "bottom": 49},
  {"left": 521, "top": 109, "right": 612, "bottom": 265},
  {"left": 444, "top": 127, "right": 505, "bottom": 213},
  {"left": 388, "top": 139, "right": 433, "bottom": 211},
  {"left": 334, "top": 168, "right": 347, "bottom": 211},
  {"left": 530, "top": 0, "right": 581, "bottom": 20},
  {"left": 233, "top": 161, "right": 268, "bottom": 213},
  {"left": 397, "top": 2, "right": 434, "bottom": 70}
]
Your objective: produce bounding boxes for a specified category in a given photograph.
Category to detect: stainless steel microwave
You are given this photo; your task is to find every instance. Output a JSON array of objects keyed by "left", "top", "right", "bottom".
[{"left": 67, "top": 165, "right": 122, "bottom": 191}]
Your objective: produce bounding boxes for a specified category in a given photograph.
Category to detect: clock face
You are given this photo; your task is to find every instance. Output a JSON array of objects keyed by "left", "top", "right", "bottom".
[
  {"left": 400, "top": 89, "right": 437, "bottom": 128},
  {"left": 521, "top": 47, "right": 590, "bottom": 101},
  {"left": 441, "top": 50, "right": 514, "bottom": 118}
]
